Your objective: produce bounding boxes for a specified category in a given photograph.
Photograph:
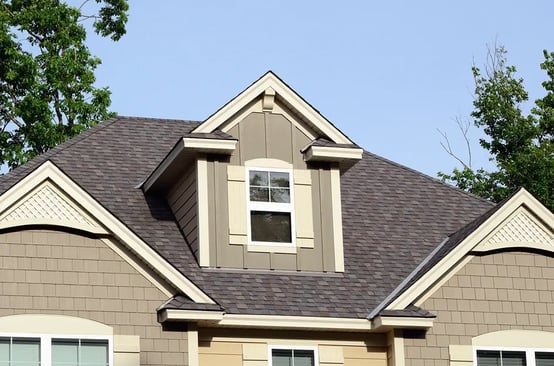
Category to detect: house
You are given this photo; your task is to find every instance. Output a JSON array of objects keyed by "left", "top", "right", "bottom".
[{"left": 0, "top": 71, "right": 553, "bottom": 366}]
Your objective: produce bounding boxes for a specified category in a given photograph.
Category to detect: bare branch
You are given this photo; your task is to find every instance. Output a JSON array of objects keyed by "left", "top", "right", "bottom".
[
  {"left": 78, "top": 0, "right": 92, "bottom": 10},
  {"left": 438, "top": 115, "right": 475, "bottom": 170}
]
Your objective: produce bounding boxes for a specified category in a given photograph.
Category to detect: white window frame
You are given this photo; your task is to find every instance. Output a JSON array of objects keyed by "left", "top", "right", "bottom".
[
  {"left": 0, "top": 332, "right": 113, "bottom": 366},
  {"left": 474, "top": 346, "right": 554, "bottom": 366},
  {"left": 268, "top": 345, "right": 319, "bottom": 366},
  {"left": 246, "top": 167, "right": 296, "bottom": 247}
]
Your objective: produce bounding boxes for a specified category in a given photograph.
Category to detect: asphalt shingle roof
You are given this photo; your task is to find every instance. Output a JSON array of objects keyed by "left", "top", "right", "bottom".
[{"left": 0, "top": 116, "right": 494, "bottom": 318}]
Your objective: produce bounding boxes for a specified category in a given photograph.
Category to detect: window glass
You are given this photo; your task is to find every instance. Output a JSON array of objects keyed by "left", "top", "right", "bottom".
[
  {"left": 80, "top": 341, "right": 108, "bottom": 366},
  {"left": 52, "top": 340, "right": 78, "bottom": 366},
  {"left": 293, "top": 350, "right": 315, "bottom": 366},
  {"left": 251, "top": 211, "right": 291, "bottom": 243},
  {"left": 0, "top": 338, "right": 9, "bottom": 366},
  {"left": 536, "top": 353, "right": 554, "bottom": 366},
  {"left": 477, "top": 351, "right": 527, "bottom": 366},
  {"left": 272, "top": 349, "right": 292, "bottom": 366},
  {"left": 249, "top": 171, "right": 290, "bottom": 203},
  {"left": 52, "top": 339, "right": 108, "bottom": 366},
  {"left": 1, "top": 338, "right": 41, "bottom": 366},
  {"left": 271, "top": 349, "right": 314, "bottom": 366},
  {"left": 502, "top": 352, "right": 526, "bottom": 366}
]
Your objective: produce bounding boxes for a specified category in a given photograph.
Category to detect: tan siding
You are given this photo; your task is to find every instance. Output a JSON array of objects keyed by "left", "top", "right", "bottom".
[
  {"left": 198, "top": 328, "right": 387, "bottom": 366},
  {"left": 266, "top": 113, "right": 293, "bottom": 164},
  {"left": 167, "top": 165, "right": 198, "bottom": 258},
  {"left": 405, "top": 251, "right": 554, "bottom": 366},
  {"left": 0, "top": 229, "right": 187, "bottom": 366},
  {"left": 206, "top": 111, "right": 337, "bottom": 272}
]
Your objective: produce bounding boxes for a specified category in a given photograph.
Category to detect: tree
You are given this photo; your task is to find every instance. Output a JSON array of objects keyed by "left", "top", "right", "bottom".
[
  {"left": 0, "top": 0, "right": 129, "bottom": 169},
  {"left": 439, "top": 46, "right": 554, "bottom": 211}
]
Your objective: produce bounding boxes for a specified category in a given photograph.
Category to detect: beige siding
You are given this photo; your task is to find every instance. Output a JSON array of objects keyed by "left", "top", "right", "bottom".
[
  {"left": 198, "top": 328, "right": 387, "bottom": 366},
  {"left": 167, "top": 164, "right": 198, "bottom": 258},
  {"left": 404, "top": 251, "right": 554, "bottom": 366},
  {"left": 205, "top": 111, "right": 338, "bottom": 271},
  {"left": 0, "top": 229, "right": 188, "bottom": 366}
]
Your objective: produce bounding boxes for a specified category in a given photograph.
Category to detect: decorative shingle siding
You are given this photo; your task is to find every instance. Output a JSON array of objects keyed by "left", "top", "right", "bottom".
[
  {"left": 405, "top": 251, "right": 554, "bottom": 366},
  {"left": 0, "top": 229, "right": 188, "bottom": 366}
]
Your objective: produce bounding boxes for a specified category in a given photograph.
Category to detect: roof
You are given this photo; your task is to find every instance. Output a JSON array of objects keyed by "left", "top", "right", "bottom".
[{"left": 0, "top": 116, "right": 493, "bottom": 318}]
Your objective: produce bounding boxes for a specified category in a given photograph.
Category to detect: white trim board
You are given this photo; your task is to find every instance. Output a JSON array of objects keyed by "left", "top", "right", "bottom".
[
  {"left": 0, "top": 160, "right": 214, "bottom": 304},
  {"left": 192, "top": 71, "right": 353, "bottom": 145},
  {"left": 386, "top": 188, "right": 554, "bottom": 310}
]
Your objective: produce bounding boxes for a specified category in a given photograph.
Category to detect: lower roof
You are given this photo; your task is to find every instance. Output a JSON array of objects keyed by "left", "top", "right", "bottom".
[{"left": 0, "top": 116, "right": 493, "bottom": 318}]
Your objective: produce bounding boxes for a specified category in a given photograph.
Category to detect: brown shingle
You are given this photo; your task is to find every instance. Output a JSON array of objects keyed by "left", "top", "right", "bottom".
[{"left": 0, "top": 116, "right": 493, "bottom": 318}]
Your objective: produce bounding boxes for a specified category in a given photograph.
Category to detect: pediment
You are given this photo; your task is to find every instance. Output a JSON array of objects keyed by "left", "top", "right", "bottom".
[
  {"left": 192, "top": 71, "right": 354, "bottom": 145},
  {"left": 0, "top": 180, "right": 107, "bottom": 234},
  {"left": 473, "top": 206, "right": 553, "bottom": 252}
]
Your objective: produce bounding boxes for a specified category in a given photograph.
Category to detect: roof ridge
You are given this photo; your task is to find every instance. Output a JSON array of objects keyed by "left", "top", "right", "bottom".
[
  {"left": 115, "top": 115, "right": 201, "bottom": 123},
  {"left": 362, "top": 150, "right": 495, "bottom": 206}
]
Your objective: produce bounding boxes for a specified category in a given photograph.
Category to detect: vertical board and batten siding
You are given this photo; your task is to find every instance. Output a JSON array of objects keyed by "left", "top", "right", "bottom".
[
  {"left": 0, "top": 229, "right": 188, "bottom": 366},
  {"left": 167, "top": 164, "right": 198, "bottom": 258},
  {"left": 206, "top": 111, "right": 339, "bottom": 271},
  {"left": 404, "top": 251, "right": 554, "bottom": 366},
  {"left": 198, "top": 328, "right": 388, "bottom": 366}
]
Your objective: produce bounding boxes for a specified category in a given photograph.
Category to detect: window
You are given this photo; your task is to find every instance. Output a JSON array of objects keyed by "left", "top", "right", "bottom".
[
  {"left": 247, "top": 168, "right": 295, "bottom": 245},
  {"left": 0, "top": 336, "right": 110, "bottom": 366},
  {"left": 476, "top": 349, "right": 554, "bottom": 366},
  {"left": 269, "top": 346, "right": 317, "bottom": 366}
]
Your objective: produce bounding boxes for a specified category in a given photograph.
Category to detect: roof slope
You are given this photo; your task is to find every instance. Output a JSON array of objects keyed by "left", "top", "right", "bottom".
[{"left": 0, "top": 116, "right": 493, "bottom": 318}]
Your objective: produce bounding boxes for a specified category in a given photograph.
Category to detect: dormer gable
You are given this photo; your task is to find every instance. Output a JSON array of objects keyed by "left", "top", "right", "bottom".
[{"left": 145, "top": 72, "right": 363, "bottom": 273}]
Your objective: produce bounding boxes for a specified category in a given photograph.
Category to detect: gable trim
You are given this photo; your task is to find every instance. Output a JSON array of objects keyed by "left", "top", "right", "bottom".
[
  {"left": 0, "top": 160, "right": 215, "bottom": 304},
  {"left": 386, "top": 188, "right": 554, "bottom": 310},
  {"left": 192, "top": 71, "right": 353, "bottom": 145}
]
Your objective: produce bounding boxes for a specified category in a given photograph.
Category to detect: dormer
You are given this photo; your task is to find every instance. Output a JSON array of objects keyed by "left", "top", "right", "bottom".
[{"left": 143, "top": 72, "right": 362, "bottom": 272}]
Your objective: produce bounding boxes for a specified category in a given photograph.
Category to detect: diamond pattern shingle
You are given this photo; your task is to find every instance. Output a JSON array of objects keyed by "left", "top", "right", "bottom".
[{"left": 0, "top": 116, "right": 494, "bottom": 319}]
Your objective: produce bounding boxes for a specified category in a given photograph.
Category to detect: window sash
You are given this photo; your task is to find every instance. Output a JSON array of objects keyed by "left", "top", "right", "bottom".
[
  {"left": 247, "top": 167, "right": 295, "bottom": 246},
  {"left": 269, "top": 346, "right": 318, "bottom": 366},
  {"left": 476, "top": 348, "right": 554, "bottom": 366},
  {"left": 0, "top": 334, "right": 111, "bottom": 366}
]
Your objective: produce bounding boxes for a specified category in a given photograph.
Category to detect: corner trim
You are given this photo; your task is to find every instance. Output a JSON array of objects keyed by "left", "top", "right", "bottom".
[{"left": 197, "top": 157, "right": 210, "bottom": 267}]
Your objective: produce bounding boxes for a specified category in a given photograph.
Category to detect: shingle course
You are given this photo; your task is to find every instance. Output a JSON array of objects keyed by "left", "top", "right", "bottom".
[{"left": 0, "top": 116, "right": 493, "bottom": 318}]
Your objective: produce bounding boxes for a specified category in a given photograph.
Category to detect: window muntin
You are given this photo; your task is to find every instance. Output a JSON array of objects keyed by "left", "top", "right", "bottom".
[
  {"left": 269, "top": 346, "right": 317, "bottom": 366},
  {"left": 476, "top": 348, "right": 554, "bottom": 366},
  {"left": 247, "top": 168, "right": 295, "bottom": 246},
  {"left": 0, "top": 335, "right": 110, "bottom": 366}
]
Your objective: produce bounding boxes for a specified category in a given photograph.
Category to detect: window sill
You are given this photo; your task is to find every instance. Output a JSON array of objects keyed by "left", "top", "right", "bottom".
[{"left": 247, "top": 244, "right": 297, "bottom": 254}]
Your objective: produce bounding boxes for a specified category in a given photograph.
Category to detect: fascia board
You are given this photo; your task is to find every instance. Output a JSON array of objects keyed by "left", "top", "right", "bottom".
[
  {"left": 386, "top": 188, "right": 554, "bottom": 310},
  {"left": 0, "top": 161, "right": 215, "bottom": 304},
  {"left": 182, "top": 137, "right": 237, "bottom": 153},
  {"left": 142, "top": 139, "right": 185, "bottom": 192},
  {"left": 160, "top": 310, "right": 373, "bottom": 332},
  {"left": 303, "top": 146, "right": 364, "bottom": 162},
  {"left": 192, "top": 72, "right": 353, "bottom": 145},
  {"left": 142, "top": 138, "right": 237, "bottom": 192},
  {"left": 372, "top": 316, "right": 434, "bottom": 330}
]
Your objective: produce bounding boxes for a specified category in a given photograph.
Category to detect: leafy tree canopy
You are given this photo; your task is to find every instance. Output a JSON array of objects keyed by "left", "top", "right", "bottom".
[
  {"left": 439, "top": 46, "right": 554, "bottom": 211},
  {"left": 0, "top": 0, "right": 129, "bottom": 169}
]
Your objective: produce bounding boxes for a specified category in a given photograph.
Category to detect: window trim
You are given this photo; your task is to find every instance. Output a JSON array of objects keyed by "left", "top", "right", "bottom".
[
  {"left": 268, "top": 345, "right": 319, "bottom": 366},
  {"left": 0, "top": 332, "right": 113, "bottom": 366},
  {"left": 474, "top": 346, "right": 554, "bottom": 366},
  {"left": 246, "top": 167, "right": 296, "bottom": 247}
]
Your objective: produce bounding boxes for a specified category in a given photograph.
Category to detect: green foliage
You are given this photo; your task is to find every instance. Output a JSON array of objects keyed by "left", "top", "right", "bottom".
[
  {"left": 440, "top": 47, "right": 554, "bottom": 211},
  {"left": 0, "top": 0, "right": 129, "bottom": 169}
]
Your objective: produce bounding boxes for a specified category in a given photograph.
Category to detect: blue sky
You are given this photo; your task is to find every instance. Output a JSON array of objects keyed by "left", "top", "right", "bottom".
[{"left": 85, "top": 1, "right": 553, "bottom": 178}]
